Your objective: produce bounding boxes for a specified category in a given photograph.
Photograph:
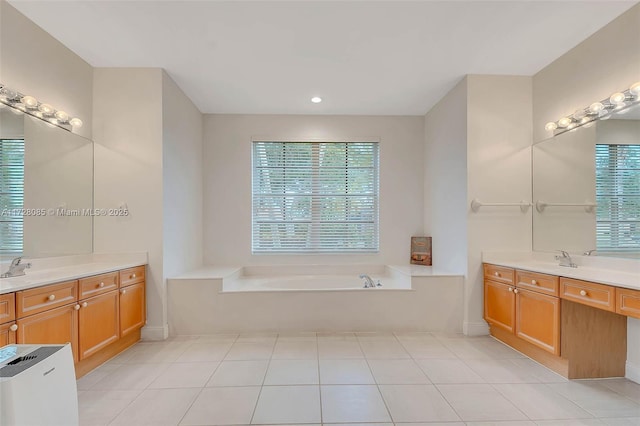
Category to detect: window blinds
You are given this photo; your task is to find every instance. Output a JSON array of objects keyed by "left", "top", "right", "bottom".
[
  {"left": 595, "top": 144, "right": 640, "bottom": 251},
  {"left": 0, "top": 139, "right": 24, "bottom": 254},
  {"left": 252, "top": 141, "right": 379, "bottom": 253}
]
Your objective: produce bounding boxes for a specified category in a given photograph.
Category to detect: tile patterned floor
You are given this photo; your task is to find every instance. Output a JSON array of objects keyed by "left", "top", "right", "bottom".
[{"left": 76, "top": 332, "right": 640, "bottom": 425}]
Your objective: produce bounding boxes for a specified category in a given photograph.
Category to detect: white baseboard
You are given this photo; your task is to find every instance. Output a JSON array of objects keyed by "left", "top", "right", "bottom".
[
  {"left": 141, "top": 324, "right": 169, "bottom": 341},
  {"left": 626, "top": 360, "right": 640, "bottom": 384},
  {"left": 463, "top": 321, "right": 490, "bottom": 336}
]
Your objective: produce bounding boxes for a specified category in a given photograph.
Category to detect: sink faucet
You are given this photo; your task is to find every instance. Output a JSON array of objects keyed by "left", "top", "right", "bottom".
[
  {"left": 583, "top": 249, "right": 597, "bottom": 256},
  {"left": 555, "top": 250, "right": 577, "bottom": 268},
  {"left": 359, "top": 274, "right": 375, "bottom": 288},
  {"left": 1, "top": 257, "right": 32, "bottom": 278}
]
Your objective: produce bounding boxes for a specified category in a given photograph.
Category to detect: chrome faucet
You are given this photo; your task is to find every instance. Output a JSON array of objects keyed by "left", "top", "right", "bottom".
[
  {"left": 359, "top": 274, "right": 375, "bottom": 288},
  {"left": 583, "top": 249, "right": 597, "bottom": 256},
  {"left": 1, "top": 257, "right": 32, "bottom": 278},
  {"left": 555, "top": 250, "right": 577, "bottom": 268}
]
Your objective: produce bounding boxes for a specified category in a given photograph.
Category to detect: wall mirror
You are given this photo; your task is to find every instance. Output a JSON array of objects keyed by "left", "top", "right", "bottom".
[
  {"left": 0, "top": 109, "right": 93, "bottom": 259},
  {"left": 533, "top": 103, "right": 640, "bottom": 258}
]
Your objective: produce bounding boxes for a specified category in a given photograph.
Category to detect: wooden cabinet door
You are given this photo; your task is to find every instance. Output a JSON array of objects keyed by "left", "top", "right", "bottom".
[
  {"left": 0, "top": 322, "right": 17, "bottom": 346},
  {"left": 16, "top": 304, "right": 79, "bottom": 362},
  {"left": 484, "top": 280, "right": 515, "bottom": 333},
  {"left": 79, "top": 291, "right": 119, "bottom": 360},
  {"left": 515, "top": 288, "right": 560, "bottom": 355},
  {"left": 119, "top": 282, "right": 145, "bottom": 336}
]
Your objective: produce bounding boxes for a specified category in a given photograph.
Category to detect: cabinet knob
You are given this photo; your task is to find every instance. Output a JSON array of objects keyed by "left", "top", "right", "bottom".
[
  {"left": 132, "top": 273, "right": 136, "bottom": 279},
  {"left": 48, "top": 294, "right": 56, "bottom": 301},
  {"left": 513, "top": 289, "right": 519, "bottom": 294},
  {"left": 82, "top": 302, "right": 88, "bottom": 308},
  {"left": 508, "top": 287, "right": 513, "bottom": 292},
  {"left": 121, "top": 289, "right": 127, "bottom": 295},
  {"left": 99, "top": 282, "right": 105, "bottom": 288},
  {"left": 531, "top": 280, "right": 537, "bottom": 285},
  {"left": 579, "top": 290, "right": 587, "bottom": 297},
  {"left": 9, "top": 324, "right": 18, "bottom": 332},
  {"left": 74, "top": 304, "right": 81, "bottom": 310},
  {"left": 494, "top": 272, "right": 500, "bottom": 277}
]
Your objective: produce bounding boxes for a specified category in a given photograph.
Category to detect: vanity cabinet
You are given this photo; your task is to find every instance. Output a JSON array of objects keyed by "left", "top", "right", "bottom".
[
  {"left": 484, "top": 265, "right": 560, "bottom": 355},
  {"left": 2, "top": 264, "right": 146, "bottom": 377},
  {"left": 617, "top": 287, "right": 640, "bottom": 319},
  {"left": 0, "top": 293, "right": 16, "bottom": 346}
]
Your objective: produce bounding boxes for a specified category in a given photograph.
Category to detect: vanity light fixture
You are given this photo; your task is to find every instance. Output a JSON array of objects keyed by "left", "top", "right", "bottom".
[
  {"left": 0, "top": 82, "right": 82, "bottom": 132},
  {"left": 545, "top": 81, "right": 640, "bottom": 135},
  {"left": 311, "top": 96, "right": 322, "bottom": 103}
]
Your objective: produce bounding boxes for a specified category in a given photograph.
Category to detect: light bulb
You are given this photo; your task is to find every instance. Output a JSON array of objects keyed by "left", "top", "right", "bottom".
[
  {"left": 55, "top": 110, "right": 69, "bottom": 122},
  {"left": 34, "top": 111, "right": 43, "bottom": 118},
  {"left": 21, "top": 95, "right": 38, "bottom": 108},
  {"left": 311, "top": 97, "right": 322, "bottom": 103},
  {"left": 38, "top": 103, "right": 54, "bottom": 114},
  {"left": 573, "top": 109, "right": 586, "bottom": 120},
  {"left": 545, "top": 122, "right": 558, "bottom": 131},
  {"left": 48, "top": 117, "right": 58, "bottom": 125},
  {"left": 567, "top": 122, "right": 576, "bottom": 130},
  {"left": 14, "top": 103, "right": 27, "bottom": 111},
  {"left": 69, "top": 117, "right": 83, "bottom": 128},
  {"left": 609, "top": 92, "right": 626, "bottom": 105},
  {"left": 581, "top": 117, "right": 590, "bottom": 124},
  {"left": 589, "top": 102, "right": 605, "bottom": 114},
  {"left": 558, "top": 117, "right": 572, "bottom": 128},
  {"left": 630, "top": 82, "right": 640, "bottom": 96},
  {"left": 0, "top": 87, "right": 17, "bottom": 100}
]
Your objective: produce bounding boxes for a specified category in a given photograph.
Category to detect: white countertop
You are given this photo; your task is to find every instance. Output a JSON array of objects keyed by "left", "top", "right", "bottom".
[
  {"left": 483, "top": 251, "right": 640, "bottom": 290},
  {"left": 0, "top": 253, "right": 147, "bottom": 294}
]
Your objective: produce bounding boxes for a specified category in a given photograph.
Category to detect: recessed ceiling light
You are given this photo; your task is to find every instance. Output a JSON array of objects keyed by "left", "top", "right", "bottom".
[{"left": 311, "top": 97, "right": 322, "bottom": 103}]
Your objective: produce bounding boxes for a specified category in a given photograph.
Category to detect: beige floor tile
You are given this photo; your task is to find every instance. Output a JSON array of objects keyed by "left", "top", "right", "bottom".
[
  {"left": 437, "top": 383, "right": 528, "bottom": 421},
  {"left": 494, "top": 383, "right": 593, "bottom": 420},
  {"left": 321, "top": 385, "right": 391, "bottom": 423},
  {"left": 76, "top": 362, "right": 122, "bottom": 390},
  {"left": 400, "top": 340, "right": 458, "bottom": 359},
  {"left": 416, "top": 358, "right": 485, "bottom": 384},
  {"left": 319, "top": 359, "right": 375, "bottom": 384},
  {"left": 464, "top": 358, "right": 541, "bottom": 383},
  {"left": 236, "top": 332, "right": 278, "bottom": 343},
  {"left": 598, "top": 378, "right": 640, "bottom": 404},
  {"left": 252, "top": 385, "right": 321, "bottom": 424},
  {"left": 318, "top": 340, "right": 364, "bottom": 359},
  {"left": 598, "top": 418, "right": 640, "bottom": 425},
  {"left": 276, "top": 332, "right": 317, "bottom": 341},
  {"left": 225, "top": 342, "right": 275, "bottom": 360},
  {"left": 271, "top": 341, "right": 318, "bottom": 359},
  {"left": 180, "top": 387, "right": 261, "bottom": 425},
  {"left": 148, "top": 362, "right": 219, "bottom": 389},
  {"left": 359, "top": 341, "right": 410, "bottom": 359},
  {"left": 175, "top": 342, "right": 233, "bottom": 362},
  {"left": 206, "top": 360, "right": 269, "bottom": 387},
  {"left": 77, "top": 390, "right": 142, "bottom": 426},
  {"left": 90, "top": 363, "right": 170, "bottom": 390},
  {"left": 548, "top": 381, "right": 640, "bottom": 417},
  {"left": 379, "top": 384, "right": 460, "bottom": 423},
  {"left": 110, "top": 388, "right": 199, "bottom": 425},
  {"left": 368, "top": 359, "right": 430, "bottom": 384},
  {"left": 508, "top": 358, "right": 568, "bottom": 383},
  {"left": 263, "top": 359, "right": 319, "bottom": 385},
  {"left": 317, "top": 332, "right": 357, "bottom": 341}
]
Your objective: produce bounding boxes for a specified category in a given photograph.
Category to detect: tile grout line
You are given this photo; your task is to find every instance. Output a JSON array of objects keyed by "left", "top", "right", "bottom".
[
  {"left": 248, "top": 334, "right": 277, "bottom": 425},
  {"left": 358, "top": 333, "right": 394, "bottom": 423}
]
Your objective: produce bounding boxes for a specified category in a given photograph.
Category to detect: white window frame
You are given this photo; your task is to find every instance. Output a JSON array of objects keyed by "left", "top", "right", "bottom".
[{"left": 251, "top": 139, "right": 380, "bottom": 254}]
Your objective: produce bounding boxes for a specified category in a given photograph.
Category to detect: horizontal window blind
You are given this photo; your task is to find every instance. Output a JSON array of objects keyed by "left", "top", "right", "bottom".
[
  {"left": 0, "top": 139, "right": 24, "bottom": 254},
  {"left": 595, "top": 144, "right": 640, "bottom": 252},
  {"left": 252, "top": 141, "right": 379, "bottom": 253}
]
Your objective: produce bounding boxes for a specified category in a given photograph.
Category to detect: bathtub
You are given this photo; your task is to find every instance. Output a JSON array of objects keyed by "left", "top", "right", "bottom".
[
  {"left": 168, "top": 264, "right": 464, "bottom": 334},
  {"left": 223, "top": 265, "right": 410, "bottom": 292}
]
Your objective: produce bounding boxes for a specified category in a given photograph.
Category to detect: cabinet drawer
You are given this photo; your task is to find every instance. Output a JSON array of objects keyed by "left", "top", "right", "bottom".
[
  {"left": 0, "top": 293, "right": 15, "bottom": 324},
  {"left": 120, "top": 266, "right": 145, "bottom": 287},
  {"left": 617, "top": 287, "right": 640, "bottom": 319},
  {"left": 516, "top": 270, "right": 559, "bottom": 296},
  {"left": 79, "top": 272, "right": 119, "bottom": 299},
  {"left": 561, "top": 278, "right": 615, "bottom": 312},
  {"left": 483, "top": 264, "right": 514, "bottom": 285},
  {"left": 17, "top": 280, "right": 78, "bottom": 318}
]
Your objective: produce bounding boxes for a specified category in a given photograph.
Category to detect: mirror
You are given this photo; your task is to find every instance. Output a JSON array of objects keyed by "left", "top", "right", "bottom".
[
  {"left": 0, "top": 109, "right": 93, "bottom": 258},
  {"left": 533, "top": 103, "right": 640, "bottom": 258}
]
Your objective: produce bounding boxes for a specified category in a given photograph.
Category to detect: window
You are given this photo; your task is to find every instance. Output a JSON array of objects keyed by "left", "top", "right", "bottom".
[
  {"left": 252, "top": 141, "right": 379, "bottom": 253},
  {"left": 0, "top": 139, "right": 24, "bottom": 254},
  {"left": 595, "top": 144, "right": 640, "bottom": 252}
]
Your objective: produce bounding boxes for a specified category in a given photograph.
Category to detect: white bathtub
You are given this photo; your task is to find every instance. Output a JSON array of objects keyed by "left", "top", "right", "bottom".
[
  {"left": 223, "top": 265, "right": 410, "bottom": 292},
  {"left": 168, "top": 264, "right": 464, "bottom": 334}
]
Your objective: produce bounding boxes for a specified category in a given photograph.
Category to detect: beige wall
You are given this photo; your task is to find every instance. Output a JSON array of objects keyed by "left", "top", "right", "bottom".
[
  {"left": 93, "top": 68, "right": 165, "bottom": 339},
  {"left": 203, "top": 114, "right": 425, "bottom": 266},
  {"left": 0, "top": 1, "right": 93, "bottom": 139}
]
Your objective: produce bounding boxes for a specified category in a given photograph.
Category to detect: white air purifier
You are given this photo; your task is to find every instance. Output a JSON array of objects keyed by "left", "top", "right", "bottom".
[{"left": 0, "top": 343, "right": 79, "bottom": 426}]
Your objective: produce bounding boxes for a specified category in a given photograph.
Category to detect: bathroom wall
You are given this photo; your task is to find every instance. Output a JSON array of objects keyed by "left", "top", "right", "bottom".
[
  {"left": 93, "top": 68, "right": 165, "bottom": 339},
  {"left": 423, "top": 77, "right": 468, "bottom": 275},
  {"left": 0, "top": 1, "right": 93, "bottom": 139},
  {"left": 532, "top": 2, "right": 640, "bottom": 382},
  {"left": 425, "top": 75, "right": 533, "bottom": 336},
  {"left": 203, "top": 114, "right": 425, "bottom": 266},
  {"left": 162, "top": 72, "right": 204, "bottom": 292}
]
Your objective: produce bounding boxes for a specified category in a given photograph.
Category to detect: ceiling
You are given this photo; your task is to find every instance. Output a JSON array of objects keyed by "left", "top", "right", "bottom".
[{"left": 8, "top": 0, "right": 637, "bottom": 116}]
